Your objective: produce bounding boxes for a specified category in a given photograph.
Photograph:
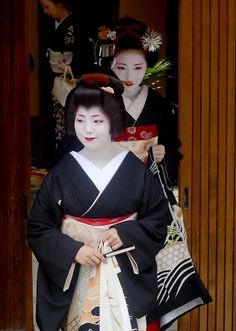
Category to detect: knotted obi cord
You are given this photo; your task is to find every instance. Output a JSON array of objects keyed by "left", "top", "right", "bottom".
[{"left": 62, "top": 212, "right": 138, "bottom": 291}]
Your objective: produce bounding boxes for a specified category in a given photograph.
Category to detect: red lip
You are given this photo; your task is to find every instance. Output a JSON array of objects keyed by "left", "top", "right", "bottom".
[
  {"left": 85, "top": 137, "right": 95, "bottom": 142},
  {"left": 122, "top": 80, "right": 134, "bottom": 86}
]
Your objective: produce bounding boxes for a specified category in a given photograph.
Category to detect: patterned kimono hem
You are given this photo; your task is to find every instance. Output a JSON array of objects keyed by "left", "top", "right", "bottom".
[{"left": 159, "top": 297, "right": 204, "bottom": 330}]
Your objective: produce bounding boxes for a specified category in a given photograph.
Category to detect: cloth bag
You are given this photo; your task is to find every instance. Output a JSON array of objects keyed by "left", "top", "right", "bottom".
[
  {"left": 51, "top": 65, "right": 76, "bottom": 107},
  {"left": 47, "top": 48, "right": 73, "bottom": 73}
]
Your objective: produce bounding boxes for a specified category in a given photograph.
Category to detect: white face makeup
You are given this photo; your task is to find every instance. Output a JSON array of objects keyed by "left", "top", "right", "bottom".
[
  {"left": 112, "top": 49, "right": 147, "bottom": 99},
  {"left": 74, "top": 106, "right": 111, "bottom": 151}
]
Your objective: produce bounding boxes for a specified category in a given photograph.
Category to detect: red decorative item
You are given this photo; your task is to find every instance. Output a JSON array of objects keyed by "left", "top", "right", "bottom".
[
  {"left": 114, "top": 124, "right": 158, "bottom": 163},
  {"left": 115, "top": 124, "right": 158, "bottom": 142},
  {"left": 147, "top": 320, "right": 160, "bottom": 331},
  {"left": 82, "top": 73, "right": 110, "bottom": 85}
]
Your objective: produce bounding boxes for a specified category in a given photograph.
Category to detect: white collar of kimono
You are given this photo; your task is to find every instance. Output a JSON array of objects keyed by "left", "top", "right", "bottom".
[
  {"left": 70, "top": 150, "right": 128, "bottom": 192},
  {"left": 55, "top": 13, "right": 71, "bottom": 29},
  {"left": 123, "top": 85, "right": 148, "bottom": 124}
]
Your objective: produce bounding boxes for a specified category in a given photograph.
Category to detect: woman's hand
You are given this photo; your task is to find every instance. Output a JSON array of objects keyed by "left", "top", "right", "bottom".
[
  {"left": 56, "top": 59, "right": 67, "bottom": 72},
  {"left": 151, "top": 144, "right": 165, "bottom": 163},
  {"left": 75, "top": 245, "right": 105, "bottom": 266},
  {"left": 100, "top": 228, "right": 123, "bottom": 251}
]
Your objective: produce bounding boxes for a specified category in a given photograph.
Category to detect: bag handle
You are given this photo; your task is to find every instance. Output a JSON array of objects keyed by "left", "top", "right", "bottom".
[{"left": 62, "top": 65, "right": 76, "bottom": 87}]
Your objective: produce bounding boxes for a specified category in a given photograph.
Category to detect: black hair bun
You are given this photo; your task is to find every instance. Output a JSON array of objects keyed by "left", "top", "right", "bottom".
[
  {"left": 115, "top": 15, "right": 147, "bottom": 36},
  {"left": 78, "top": 73, "right": 124, "bottom": 94}
]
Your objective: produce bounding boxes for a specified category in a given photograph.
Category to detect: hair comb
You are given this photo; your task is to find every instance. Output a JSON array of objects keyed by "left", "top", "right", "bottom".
[{"left": 82, "top": 73, "right": 110, "bottom": 86}]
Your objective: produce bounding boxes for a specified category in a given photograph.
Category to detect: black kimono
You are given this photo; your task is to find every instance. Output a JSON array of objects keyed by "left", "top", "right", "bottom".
[
  {"left": 41, "top": 13, "right": 94, "bottom": 92},
  {"left": 36, "top": 88, "right": 211, "bottom": 330},
  {"left": 122, "top": 86, "right": 181, "bottom": 187},
  {"left": 40, "top": 13, "right": 94, "bottom": 167},
  {"left": 28, "top": 151, "right": 170, "bottom": 331}
]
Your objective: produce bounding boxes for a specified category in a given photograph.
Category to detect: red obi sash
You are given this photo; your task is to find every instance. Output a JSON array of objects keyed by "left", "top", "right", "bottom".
[
  {"left": 63, "top": 213, "right": 135, "bottom": 226},
  {"left": 114, "top": 125, "right": 158, "bottom": 163}
]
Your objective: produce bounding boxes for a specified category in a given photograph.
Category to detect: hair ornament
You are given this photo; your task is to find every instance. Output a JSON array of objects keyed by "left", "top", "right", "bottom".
[
  {"left": 141, "top": 30, "right": 162, "bottom": 52},
  {"left": 81, "top": 73, "right": 110, "bottom": 86},
  {"left": 107, "top": 30, "right": 117, "bottom": 41},
  {"left": 80, "top": 73, "right": 123, "bottom": 93},
  {"left": 100, "top": 86, "right": 115, "bottom": 94},
  {"left": 98, "top": 26, "right": 116, "bottom": 41},
  {"left": 96, "top": 26, "right": 116, "bottom": 62}
]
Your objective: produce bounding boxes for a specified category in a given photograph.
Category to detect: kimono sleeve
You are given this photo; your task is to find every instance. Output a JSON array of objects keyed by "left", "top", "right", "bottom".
[
  {"left": 71, "top": 21, "right": 94, "bottom": 76},
  {"left": 157, "top": 97, "right": 182, "bottom": 183},
  {"left": 27, "top": 170, "right": 83, "bottom": 290},
  {"left": 113, "top": 166, "right": 171, "bottom": 273}
]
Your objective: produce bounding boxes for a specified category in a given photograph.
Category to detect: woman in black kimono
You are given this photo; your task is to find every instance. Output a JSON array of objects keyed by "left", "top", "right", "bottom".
[
  {"left": 28, "top": 73, "right": 172, "bottom": 331},
  {"left": 39, "top": 0, "right": 94, "bottom": 167},
  {"left": 106, "top": 16, "right": 181, "bottom": 192}
]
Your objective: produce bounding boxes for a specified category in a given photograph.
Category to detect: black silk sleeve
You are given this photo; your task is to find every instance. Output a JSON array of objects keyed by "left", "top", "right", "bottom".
[
  {"left": 27, "top": 170, "right": 83, "bottom": 290},
  {"left": 113, "top": 166, "right": 171, "bottom": 273},
  {"left": 70, "top": 21, "right": 94, "bottom": 76}
]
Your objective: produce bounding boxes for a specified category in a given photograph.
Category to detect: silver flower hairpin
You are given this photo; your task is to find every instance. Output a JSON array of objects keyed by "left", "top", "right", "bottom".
[{"left": 141, "top": 30, "right": 162, "bottom": 52}]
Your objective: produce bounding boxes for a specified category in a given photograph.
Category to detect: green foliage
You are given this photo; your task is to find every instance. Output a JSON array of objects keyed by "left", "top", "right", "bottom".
[{"left": 142, "top": 59, "right": 172, "bottom": 88}]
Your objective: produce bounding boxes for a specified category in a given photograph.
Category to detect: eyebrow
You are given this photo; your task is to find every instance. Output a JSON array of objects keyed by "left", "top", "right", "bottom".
[
  {"left": 76, "top": 114, "right": 102, "bottom": 118},
  {"left": 115, "top": 62, "right": 145, "bottom": 66},
  {"left": 115, "top": 62, "right": 127, "bottom": 65}
]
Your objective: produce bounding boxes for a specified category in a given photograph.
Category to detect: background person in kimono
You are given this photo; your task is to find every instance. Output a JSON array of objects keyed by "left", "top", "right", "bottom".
[
  {"left": 39, "top": 0, "right": 94, "bottom": 168},
  {"left": 98, "top": 15, "right": 182, "bottom": 188},
  {"left": 28, "top": 72, "right": 172, "bottom": 331}
]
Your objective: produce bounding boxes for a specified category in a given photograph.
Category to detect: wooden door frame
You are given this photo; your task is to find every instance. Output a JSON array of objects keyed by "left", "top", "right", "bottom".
[
  {"left": 178, "top": 0, "right": 236, "bottom": 330},
  {"left": 0, "top": 0, "right": 33, "bottom": 330}
]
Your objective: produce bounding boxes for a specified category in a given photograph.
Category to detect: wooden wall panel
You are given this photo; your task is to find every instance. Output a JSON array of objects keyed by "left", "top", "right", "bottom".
[
  {"left": 225, "top": 2, "right": 236, "bottom": 331},
  {"left": 0, "top": 0, "right": 31, "bottom": 329},
  {"left": 179, "top": 0, "right": 236, "bottom": 330},
  {"left": 178, "top": 0, "right": 193, "bottom": 328},
  {"left": 200, "top": 1, "right": 210, "bottom": 330},
  {"left": 207, "top": 0, "right": 218, "bottom": 329}
]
